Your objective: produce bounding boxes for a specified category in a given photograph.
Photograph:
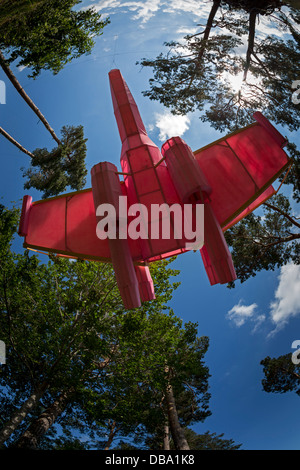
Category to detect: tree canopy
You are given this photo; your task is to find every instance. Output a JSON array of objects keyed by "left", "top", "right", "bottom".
[
  {"left": 225, "top": 192, "right": 300, "bottom": 285},
  {"left": 0, "top": 204, "right": 237, "bottom": 450},
  {"left": 261, "top": 353, "right": 300, "bottom": 395},
  {"left": 139, "top": 0, "right": 300, "bottom": 132},
  {"left": 22, "top": 125, "right": 88, "bottom": 198},
  {"left": 0, "top": 1, "right": 106, "bottom": 196},
  {"left": 0, "top": 0, "right": 109, "bottom": 78}
]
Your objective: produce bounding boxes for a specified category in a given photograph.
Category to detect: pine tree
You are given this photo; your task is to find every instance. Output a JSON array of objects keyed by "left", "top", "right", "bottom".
[
  {"left": 22, "top": 125, "right": 88, "bottom": 198},
  {"left": 138, "top": 1, "right": 300, "bottom": 132},
  {"left": 261, "top": 354, "right": 300, "bottom": 395},
  {"left": 0, "top": 0, "right": 109, "bottom": 78}
]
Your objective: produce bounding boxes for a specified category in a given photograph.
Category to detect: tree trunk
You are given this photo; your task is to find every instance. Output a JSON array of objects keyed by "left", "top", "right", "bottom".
[
  {"left": 0, "top": 383, "right": 47, "bottom": 447},
  {"left": 243, "top": 9, "right": 257, "bottom": 81},
  {"left": 193, "top": 0, "right": 221, "bottom": 63},
  {"left": 14, "top": 389, "right": 71, "bottom": 449},
  {"left": 104, "top": 420, "right": 118, "bottom": 450},
  {"left": 163, "top": 423, "right": 170, "bottom": 450},
  {"left": 202, "top": 0, "right": 221, "bottom": 42},
  {"left": 0, "top": 125, "right": 35, "bottom": 157},
  {"left": 0, "top": 50, "right": 61, "bottom": 145},
  {"left": 188, "top": 0, "right": 221, "bottom": 86},
  {"left": 165, "top": 383, "right": 190, "bottom": 451}
]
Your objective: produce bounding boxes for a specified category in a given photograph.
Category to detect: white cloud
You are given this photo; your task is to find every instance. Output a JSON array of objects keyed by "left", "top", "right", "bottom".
[
  {"left": 84, "top": 0, "right": 289, "bottom": 46},
  {"left": 85, "top": 0, "right": 162, "bottom": 24},
  {"left": 84, "top": 0, "right": 213, "bottom": 25},
  {"left": 226, "top": 263, "right": 300, "bottom": 337},
  {"left": 251, "top": 314, "right": 266, "bottom": 333},
  {"left": 227, "top": 301, "right": 259, "bottom": 327},
  {"left": 175, "top": 26, "right": 198, "bottom": 36},
  {"left": 154, "top": 111, "right": 190, "bottom": 141},
  {"left": 18, "top": 65, "right": 28, "bottom": 72},
  {"left": 162, "top": 0, "right": 212, "bottom": 18},
  {"left": 84, "top": 0, "right": 289, "bottom": 39},
  {"left": 126, "top": 0, "right": 162, "bottom": 24},
  {"left": 268, "top": 263, "right": 300, "bottom": 336}
]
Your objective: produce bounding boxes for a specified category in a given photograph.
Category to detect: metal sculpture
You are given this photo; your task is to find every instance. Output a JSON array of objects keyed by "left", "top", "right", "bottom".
[{"left": 18, "top": 69, "right": 291, "bottom": 309}]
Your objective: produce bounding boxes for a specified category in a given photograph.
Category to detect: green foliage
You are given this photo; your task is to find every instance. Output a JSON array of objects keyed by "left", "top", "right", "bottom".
[
  {"left": 48, "top": 436, "right": 90, "bottom": 450},
  {"left": 261, "top": 354, "right": 300, "bottom": 395},
  {"left": 118, "top": 428, "right": 241, "bottom": 450},
  {"left": 0, "top": 0, "right": 109, "bottom": 78},
  {"left": 0, "top": 204, "right": 211, "bottom": 449},
  {"left": 0, "top": 203, "right": 20, "bottom": 253},
  {"left": 282, "top": 0, "right": 300, "bottom": 10},
  {"left": 225, "top": 193, "right": 300, "bottom": 285},
  {"left": 140, "top": 34, "right": 243, "bottom": 119},
  {"left": 139, "top": 1, "right": 300, "bottom": 133},
  {"left": 174, "top": 428, "right": 242, "bottom": 450},
  {"left": 281, "top": 142, "right": 300, "bottom": 203},
  {"left": 224, "top": 0, "right": 282, "bottom": 12},
  {"left": 69, "top": 306, "right": 211, "bottom": 449},
  {"left": 22, "top": 125, "right": 88, "bottom": 198},
  {"left": 0, "top": 205, "right": 122, "bottom": 445}
]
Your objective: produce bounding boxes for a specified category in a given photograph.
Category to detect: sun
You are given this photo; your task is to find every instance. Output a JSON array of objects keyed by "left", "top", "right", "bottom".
[
  {"left": 222, "top": 70, "right": 262, "bottom": 96},
  {"left": 226, "top": 71, "right": 245, "bottom": 93}
]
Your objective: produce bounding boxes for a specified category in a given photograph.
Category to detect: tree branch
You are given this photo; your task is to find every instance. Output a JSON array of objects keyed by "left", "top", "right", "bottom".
[
  {"left": 263, "top": 202, "right": 300, "bottom": 229},
  {"left": 0, "top": 50, "right": 61, "bottom": 145},
  {"left": 243, "top": 9, "right": 257, "bottom": 81},
  {"left": 0, "top": 126, "right": 35, "bottom": 158}
]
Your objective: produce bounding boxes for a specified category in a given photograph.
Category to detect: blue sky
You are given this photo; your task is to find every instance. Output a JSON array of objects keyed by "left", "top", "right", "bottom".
[{"left": 1, "top": 0, "right": 300, "bottom": 450}]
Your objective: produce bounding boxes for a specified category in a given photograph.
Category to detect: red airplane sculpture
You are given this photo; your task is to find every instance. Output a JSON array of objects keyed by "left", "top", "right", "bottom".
[{"left": 18, "top": 69, "right": 291, "bottom": 309}]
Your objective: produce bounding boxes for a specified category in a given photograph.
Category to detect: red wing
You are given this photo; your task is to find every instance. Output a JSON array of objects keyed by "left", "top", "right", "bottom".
[
  {"left": 19, "top": 186, "right": 185, "bottom": 264},
  {"left": 222, "top": 184, "right": 276, "bottom": 231},
  {"left": 193, "top": 113, "right": 290, "bottom": 229},
  {"left": 19, "top": 189, "right": 112, "bottom": 262}
]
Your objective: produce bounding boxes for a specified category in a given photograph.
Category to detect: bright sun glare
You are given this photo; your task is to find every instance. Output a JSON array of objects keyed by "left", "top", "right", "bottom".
[
  {"left": 226, "top": 71, "right": 245, "bottom": 92},
  {"left": 223, "top": 70, "right": 262, "bottom": 95}
]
